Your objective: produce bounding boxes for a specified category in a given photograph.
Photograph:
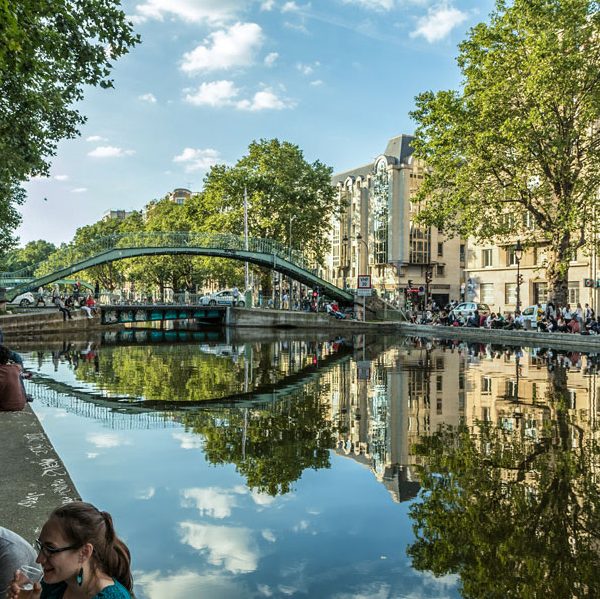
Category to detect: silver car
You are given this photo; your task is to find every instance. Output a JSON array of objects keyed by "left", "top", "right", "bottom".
[
  {"left": 450, "top": 302, "right": 490, "bottom": 318},
  {"left": 199, "top": 290, "right": 245, "bottom": 307}
]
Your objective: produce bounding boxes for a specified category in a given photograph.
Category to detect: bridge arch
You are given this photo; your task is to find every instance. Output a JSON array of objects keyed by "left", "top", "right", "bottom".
[{"left": 2, "top": 232, "right": 353, "bottom": 304}]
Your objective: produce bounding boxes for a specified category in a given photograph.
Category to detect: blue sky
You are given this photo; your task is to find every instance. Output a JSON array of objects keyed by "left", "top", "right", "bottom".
[{"left": 19, "top": 0, "right": 495, "bottom": 246}]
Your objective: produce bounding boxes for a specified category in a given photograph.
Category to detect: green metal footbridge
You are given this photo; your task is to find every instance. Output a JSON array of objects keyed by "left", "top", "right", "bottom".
[{"left": 0, "top": 232, "right": 353, "bottom": 304}]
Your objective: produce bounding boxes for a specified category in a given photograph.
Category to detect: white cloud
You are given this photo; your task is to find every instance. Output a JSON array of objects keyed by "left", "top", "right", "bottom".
[
  {"left": 310, "top": 79, "right": 323, "bottom": 86},
  {"left": 179, "top": 522, "right": 259, "bottom": 573},
  {"left": 341, "top": 0, "right": 395, "bottom": 9},
  {"left": 296, "top": 62, "right": 319, "bottom": 75},
  {"left": 86, "top": 452, "right": 99, "bottom": 459},
  {"left": 71, "top": 187, "right": 88, "bottom": 193},
  {"left": 261, "top": 0, "right": 276, "bottom": 9},
  {"left": 132, "top": 0, "right": 246, "bottom": 25},
  {"left": 236, "top": 89, "right": 294, "bottom": 111},
  {"left": 53, "top": 175, "right": 69, "bottom": 181},
  {"left": 172, "top": 432, "right": 204, "bottom": 450},
  {"left": 281, "top": 1, "right": 300, "bottom": 12},
  {"left": 181, "top": 487, "right": 245, "bottom": 519},
  {"left": 88, "top": 146, "right": 135, "bottom": 158},
  {"left": 180, "top": 22, "right": 264, "bottom": 74},
  {"left": 173, "top": 148, "right": 221, "bottom": 172},
  {"left": 87, "top": 432, "right": 131, "bottom": 448},
  {"left": 85, "top": 135, "right": 107, "bottom": 142},
  {"left": 139, "top": 92, "right": 157, "bottom": 103},
  {"left": 250, "top": 491, "right": 276, "bottom": 506},
  {"left": 264, "top": 52, "right": 279, "bottom": 67},
  {"left": 184, "top": 80, "right": 239, "bottom": 107},
  {"left": 411, "top": 2, "right": 468, "bottom": 43}
]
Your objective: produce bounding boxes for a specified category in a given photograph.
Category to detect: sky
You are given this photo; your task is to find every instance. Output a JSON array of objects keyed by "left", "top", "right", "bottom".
[{"left": 19, "top": 0, "right": 496, "bottom": 246}]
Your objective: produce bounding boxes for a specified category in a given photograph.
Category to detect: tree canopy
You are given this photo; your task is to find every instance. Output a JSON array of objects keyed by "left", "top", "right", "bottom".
[
  {"left": 0, "top": 1, "right": 139, "bottom": 250},
  {"left": 410, "top": 0, "right": 600, "bottom": 304}
]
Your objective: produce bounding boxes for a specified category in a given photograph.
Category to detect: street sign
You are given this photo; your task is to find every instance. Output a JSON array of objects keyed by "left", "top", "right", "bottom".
[
  {"left": 356, "top": 288, "right": 373, "bottom": 297},
  {"left": 357, "top": 275, "right": 371, "bottom": 289}
]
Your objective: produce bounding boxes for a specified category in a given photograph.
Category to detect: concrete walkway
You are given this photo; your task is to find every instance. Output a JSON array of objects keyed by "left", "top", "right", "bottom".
[{"left": 0, "top": 405, "right": 79, "bottom": 541}]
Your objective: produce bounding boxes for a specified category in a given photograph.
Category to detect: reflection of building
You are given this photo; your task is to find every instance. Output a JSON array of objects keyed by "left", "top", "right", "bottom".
[
  {"left": 327, "top": 341, "right": 600, "bottom": 504},
  {"left": 328, "top": 134, "right": 464, "bottom": 306},
  {"left": 330, "top": 343, "right": 466, "bottom": 502}
]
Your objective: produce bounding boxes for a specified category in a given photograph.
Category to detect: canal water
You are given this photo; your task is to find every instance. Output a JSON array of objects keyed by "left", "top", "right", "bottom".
[{"left": 18, "top": 329, "right": 600, "bottom": 598}]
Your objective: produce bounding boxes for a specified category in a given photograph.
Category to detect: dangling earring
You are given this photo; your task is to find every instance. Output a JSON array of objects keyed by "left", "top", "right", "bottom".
[{"left": 76, "top": 567, "right": 83, "bottom": 586}]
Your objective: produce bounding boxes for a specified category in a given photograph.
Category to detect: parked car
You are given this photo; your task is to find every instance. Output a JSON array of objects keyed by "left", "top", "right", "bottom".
[
  {"left": 8, "top": 291, "right": 36, "bottom": 307},
  {"left": 449, "top": 302, "right": 490, "bottom": 318},
  {"left": 199, "top": 290, "right": 245, "bottom": 307}
]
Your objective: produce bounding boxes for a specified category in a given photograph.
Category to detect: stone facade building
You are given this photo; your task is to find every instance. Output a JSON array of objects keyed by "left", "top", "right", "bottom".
[{"left": 327, "top": 134, "right": 464, "bottom": 308}]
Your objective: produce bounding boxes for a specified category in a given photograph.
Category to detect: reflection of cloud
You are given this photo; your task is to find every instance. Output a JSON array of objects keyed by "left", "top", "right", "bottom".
[
  {"left": 251, "top": 491, "right": 276, "bottom": 507},
  {"left": 136, "top": 487, "right": 156, "bottom": 500},
  {"left": 135, "top": 569, "right": 242, "bottom": 599},
  {"left": 258, "top": 584, "right": 273, "bottom": 596},
  {"left": 179, "top": 522, "right": 258, "bottom": 573},
  {"left": 86, "top": 433, "right": 131, "bottom": 448},
  {"left": 181, "top": 487, "right": 244, "bottom": 519},
  {"left": 172, "top": 432, "right": 204, "bottom": 449},
  {"left": 262, "top": 530, "right": 276, "bottom": 543},
  {"left": 292, "top": 520, "right": 309, "bottom": 532}
]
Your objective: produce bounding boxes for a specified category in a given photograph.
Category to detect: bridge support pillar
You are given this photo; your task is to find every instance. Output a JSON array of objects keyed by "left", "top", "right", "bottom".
[{"left": 0, "top": 287, "right": 6, "bottom": 313}]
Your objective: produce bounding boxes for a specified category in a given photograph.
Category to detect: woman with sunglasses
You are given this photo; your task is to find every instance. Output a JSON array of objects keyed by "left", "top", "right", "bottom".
[{"left": 8, "top": 501, "right": 133, "bottom": 598}]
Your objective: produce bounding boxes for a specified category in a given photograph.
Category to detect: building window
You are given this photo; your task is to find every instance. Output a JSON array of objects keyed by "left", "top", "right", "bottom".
[
  {"left": 460, "top": 244, "right": 465, "bottom": 263},
  {"left": 436, "top": 375, "right": 443, "bottom": 392},
  {"left": 568, "top": 281, "right": 580, "bottom": 304},
  {"left": 437, "top": 242, "right": 444, "bottom": 257},
  {"left": 409, "top": 224, "right": 431, "bottom": 264},
  {"left": 482, "top": 249, "right": 493, "bottom": 267},
  {"left": 534, "top": 282, "right": 548, "bottom": 304},
  {"left": 436, "top": 264, "right": 445, "bottom": 277},
  {"left": 482, "top": 377, "right": 492, "bottom": 394},
  {"left": 372, "top": 162, "right": 389, "bottom": 265},
  {"left": 505, "top": 283, "right": 517, "bottom": 305},
  {"left": 480, "top": 283, "right": 494, "bottom": 304},
  {"left": 506, "top": 247, "right": 518, "bottom": 266}
]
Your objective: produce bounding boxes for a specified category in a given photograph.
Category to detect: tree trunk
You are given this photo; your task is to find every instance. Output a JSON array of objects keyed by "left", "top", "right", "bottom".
[{"left": 545, "top": 234, "right": 571, "bottom": 306}]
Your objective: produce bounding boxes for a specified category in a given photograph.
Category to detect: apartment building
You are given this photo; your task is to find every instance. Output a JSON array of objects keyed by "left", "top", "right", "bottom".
[{"left": 328, "top": 134, "right": 464, "bottom": 308}]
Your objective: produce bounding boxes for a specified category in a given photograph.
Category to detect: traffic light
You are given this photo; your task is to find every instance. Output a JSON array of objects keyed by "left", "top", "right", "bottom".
[
  {"left": 425, "top": 271, "right": 432, "bottom": 283},
  {"left": 517, "top": 274, "right": 524, "bottom": 285}
]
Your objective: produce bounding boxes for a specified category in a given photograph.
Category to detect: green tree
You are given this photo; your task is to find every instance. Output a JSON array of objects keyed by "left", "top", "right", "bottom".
[
  {"left": 410, "top": 0, "right": 600, "bottom": 305},
  {"left": 0, "top": 239, "right": 56, "bottom": 271},
  {"left": 200, "top": 139, "right": 337, "bottom": 290},
  {"left": 408, "top": 366, "right": 600, "bottom": 597},
  {"left": 0, "top": 1, "right": 139, "bottom": 248}
]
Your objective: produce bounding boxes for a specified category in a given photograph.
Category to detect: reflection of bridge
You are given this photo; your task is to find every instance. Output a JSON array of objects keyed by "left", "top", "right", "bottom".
[
  {"left": 1, "top": 232, "right": 353, "bottom": 303},
  {"left": 25, "top": 340, "right": 354, "bottom": 421}
]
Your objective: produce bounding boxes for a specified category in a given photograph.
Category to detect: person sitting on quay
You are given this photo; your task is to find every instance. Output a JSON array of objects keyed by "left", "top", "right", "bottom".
[
  {"left": 8, "top": 501, "right": 134, "bottom": 599},
  {"left": 53, "top": 296, "right": 72, "bottom": 321},
  {"left": 567, "top": 317, "right": 581, "bottom": 334},
  {"left": 466, "top": 310, "right": 480, "bottom": 327},
  {"left": 0, "top": 527, "right": 38, "bottom": 597},
  {"left": 80, "top": 295, "right": 97, "bottom": 319},
  {"left": 0, "top": 344, "right": 30, "bottom": 411}
]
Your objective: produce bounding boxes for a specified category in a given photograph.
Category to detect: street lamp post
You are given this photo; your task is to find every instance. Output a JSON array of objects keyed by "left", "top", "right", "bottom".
[
  {"left": 342, "top": 235, "right": 349, "bottom": 290},
  {"left": 515, "top": 239, "right": 524, "bottom": 313},
  {"left": 288, "top": 215, "right": 297, "bottom": 310},
  {"left": 356, "top": 233, "right": 369, "bottom": 322}
]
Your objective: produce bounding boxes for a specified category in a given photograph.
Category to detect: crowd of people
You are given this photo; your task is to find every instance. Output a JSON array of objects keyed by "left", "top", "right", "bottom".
[{"left": 412, "top": 300, "right": 599, "bottom": 335}]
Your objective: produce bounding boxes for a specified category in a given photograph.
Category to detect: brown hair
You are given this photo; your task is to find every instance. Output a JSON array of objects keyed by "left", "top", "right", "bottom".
[{"left": 50, "top": 501, "right": 134, "bottom": 594}]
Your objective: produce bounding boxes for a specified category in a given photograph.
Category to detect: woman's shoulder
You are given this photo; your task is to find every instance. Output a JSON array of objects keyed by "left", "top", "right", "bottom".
[
  {"left": 94, "top": 580, "right": 131, "bottom": 599},
  {"left": 41, "top": 581, "right": 67, "bottom": 599}
]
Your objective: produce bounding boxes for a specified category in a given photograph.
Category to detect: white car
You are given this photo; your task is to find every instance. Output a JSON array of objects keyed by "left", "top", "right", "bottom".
[
  {"left": 9, "top": 291, "right": 36, "bottom": 307},
  {"left": 449, "top": 302, "right": 490, "bottom": 318},
  {"left": 199, "top": 290, "right": 244, "bottom": 307},
  {"left": 521, "top": 304, "right": 547, "bottom": 325}
]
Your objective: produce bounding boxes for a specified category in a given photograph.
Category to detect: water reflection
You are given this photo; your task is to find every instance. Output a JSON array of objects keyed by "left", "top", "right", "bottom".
[{"left": 17, "top": 333, "right": 600, "bottom": 597}]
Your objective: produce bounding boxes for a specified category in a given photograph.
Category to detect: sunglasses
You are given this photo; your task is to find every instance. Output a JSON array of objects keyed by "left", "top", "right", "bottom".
[{"left": 35, "top": 539, "right": 77, "bottom": 558}]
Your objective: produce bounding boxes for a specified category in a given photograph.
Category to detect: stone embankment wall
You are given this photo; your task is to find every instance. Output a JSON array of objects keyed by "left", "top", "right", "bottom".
[{"left": 0, "top": 310, "right": 105, "bottom": 337}]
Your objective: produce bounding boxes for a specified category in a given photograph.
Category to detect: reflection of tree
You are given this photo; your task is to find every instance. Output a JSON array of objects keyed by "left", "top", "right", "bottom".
[
  {"left": 179, "top": 381, "right": 335, "bottom": 496},
  {"left": 75, "top": 346, "right": 245, "bottom": 401},
  {"left": 408, "top": 364, "right": 600, "bottom": 598}
]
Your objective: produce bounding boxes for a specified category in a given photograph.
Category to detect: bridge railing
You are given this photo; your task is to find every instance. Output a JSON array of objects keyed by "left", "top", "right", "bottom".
[{"left": 0, "top": 232, "right": 325, "bottom": 284}]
